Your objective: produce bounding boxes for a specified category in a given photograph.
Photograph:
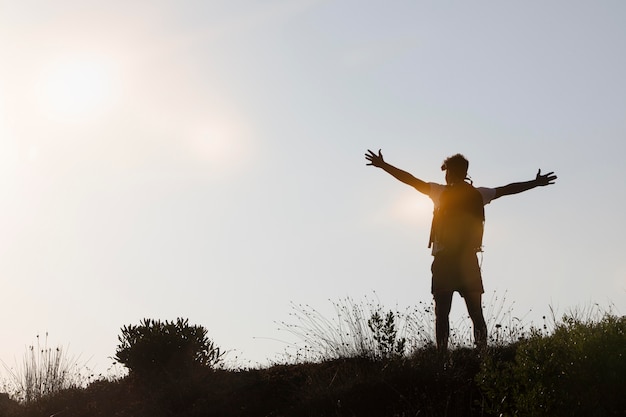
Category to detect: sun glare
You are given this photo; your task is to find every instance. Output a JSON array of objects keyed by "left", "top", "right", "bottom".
[
  {"left": 38, "top": 57, "right": 116, "bottom": 124},
  {"left": 392, "top": 191, "right": 433, "bottom": 226}
]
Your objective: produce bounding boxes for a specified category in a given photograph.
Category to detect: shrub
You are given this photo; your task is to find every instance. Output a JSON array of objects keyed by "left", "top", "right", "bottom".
[
  {"left": 477, "top": 313, "right": 626, "bottom": 416},
  {"left": 114, "top": 318, "right": 224, "bottom": 380},
  {"left": 367, "top": 310, "right": 406, "bottom": 359}
]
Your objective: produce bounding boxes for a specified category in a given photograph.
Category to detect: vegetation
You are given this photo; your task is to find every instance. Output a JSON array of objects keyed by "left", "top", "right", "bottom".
[
  {"left": 277, "top": 296, "right": 414, "bottom": 361},
  {"left": 478, "top": 313, "right": 626, "bottom": 416},
  {"left": 114, "top": 318, "right": 224, "bottom": 379},
  {"left": 0, "top": 302, "right": 623, "bottom": 417},
  {"left": 0, "top": 333, "right": 88, "bottom": 404}
]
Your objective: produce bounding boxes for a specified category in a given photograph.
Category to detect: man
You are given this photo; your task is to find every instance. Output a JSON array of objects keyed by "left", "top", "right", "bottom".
[{"left": 365, "top": 149, "right": 557, "bottom": 351}]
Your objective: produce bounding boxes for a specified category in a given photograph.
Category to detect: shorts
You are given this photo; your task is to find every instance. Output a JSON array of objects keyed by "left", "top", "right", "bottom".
[{"left": 431, "top": 250, "right": 484, "bottom": 296}]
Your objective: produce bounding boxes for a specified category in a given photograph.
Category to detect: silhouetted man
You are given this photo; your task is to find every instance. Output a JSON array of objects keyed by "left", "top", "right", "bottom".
[{"left": 365, "top": 150, "right": 556, "bottom": 351}]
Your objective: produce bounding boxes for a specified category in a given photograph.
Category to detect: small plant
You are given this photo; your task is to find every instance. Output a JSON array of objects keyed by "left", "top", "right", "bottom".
[
  {"left": 114, "top": 318, "right": 224, "bottom": 380},
  {"left": 367, "top": 310, "right": 406, "bottom": 359},
  {"left": 1, "top": 333, "right": 85, "bottom": 403}
]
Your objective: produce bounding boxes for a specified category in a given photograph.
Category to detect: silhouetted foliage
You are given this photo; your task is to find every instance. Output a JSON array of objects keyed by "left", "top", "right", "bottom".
[
  {"left": 1, "top": 334, "right": 88, "bottom": 405},
  {"left": 367, "top": 310, "right": 406, "bottom": 359},
  {"left": 114, "top": 318, "right": 223, "bottom": 380},
  {"left": 278, "top": 296, "right": 417, "bottom": 361},
  {"left": 2, "top": 307, "right": 623, "bottom": 417},
  {"left": 478, "top": 313, "right": 626, "bottom": 416}
]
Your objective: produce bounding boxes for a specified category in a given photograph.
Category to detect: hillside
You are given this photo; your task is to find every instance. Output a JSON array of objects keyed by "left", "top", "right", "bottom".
[{"left": 0, "top": 314, "right": 624, "bottom": 417}]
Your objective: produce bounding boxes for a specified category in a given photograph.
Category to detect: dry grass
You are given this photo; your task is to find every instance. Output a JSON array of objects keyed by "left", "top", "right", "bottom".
[{"left": 1, "top": 333, "right": 90, "bottom": 404}]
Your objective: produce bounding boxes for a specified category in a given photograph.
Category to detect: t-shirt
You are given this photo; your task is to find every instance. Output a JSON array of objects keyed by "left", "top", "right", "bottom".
[{"left": 427, "top": 182, "right": 496, "bottom": 255}]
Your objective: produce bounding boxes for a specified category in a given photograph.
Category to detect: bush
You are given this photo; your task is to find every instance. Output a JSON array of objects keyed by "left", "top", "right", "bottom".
[
  {"left": 367, "top": 310, "right": 406, "bottom": 359},
  {"left": 114, "top": 318, "right": 224, "bottom": 381},
  {"left": 477, "top": 313, "right": 626, "bottom": 416}
]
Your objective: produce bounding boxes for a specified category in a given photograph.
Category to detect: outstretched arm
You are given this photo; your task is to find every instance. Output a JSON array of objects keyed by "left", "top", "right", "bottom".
[
  {"left": 493, "top": 169, "right": 557, "bottom": 199},
  {"left": 365, "top": 149, "right": 429, "bottom": 194}
]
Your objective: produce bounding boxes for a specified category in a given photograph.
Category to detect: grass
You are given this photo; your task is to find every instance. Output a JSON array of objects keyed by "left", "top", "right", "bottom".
[
  {"left": 277, "top": 291, "right": 535, "bottom": 361},
  {"left": 0, "top": 297, "right": 623, "bottom": 417},
  {"left": 0, "top": 333, "right": 92, "bottom": 404}
]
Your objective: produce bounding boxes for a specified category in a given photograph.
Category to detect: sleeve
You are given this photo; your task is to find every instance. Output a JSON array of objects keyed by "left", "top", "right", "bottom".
[
  {"left": 477, "top": 187, "right": 497, "bottom": 205},
  {"left": 428, "top": 182, "right": 445, "bottom": 206}
]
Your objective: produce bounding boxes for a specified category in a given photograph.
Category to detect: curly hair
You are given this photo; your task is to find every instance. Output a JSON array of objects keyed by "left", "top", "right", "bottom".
[{"left": 441, "top": 153, "right": 469, "bottom": 180}]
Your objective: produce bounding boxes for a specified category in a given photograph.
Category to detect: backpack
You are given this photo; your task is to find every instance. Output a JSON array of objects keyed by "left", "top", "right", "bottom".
[{"left": 429, "top": 181, "right": 485, "bottom": 253}]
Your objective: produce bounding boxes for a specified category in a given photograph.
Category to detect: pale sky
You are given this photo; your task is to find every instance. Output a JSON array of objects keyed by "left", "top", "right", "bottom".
[{"left": 1, "top": 1, "right": 625, "bottom": 371}]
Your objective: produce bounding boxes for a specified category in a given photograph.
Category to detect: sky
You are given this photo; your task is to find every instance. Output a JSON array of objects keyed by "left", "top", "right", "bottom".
[{"left": 1, "top": 1, "right": 625, "bottom": 372}]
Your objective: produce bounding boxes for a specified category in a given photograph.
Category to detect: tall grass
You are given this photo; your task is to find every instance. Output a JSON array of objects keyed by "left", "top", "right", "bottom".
[
  {"left": 1, "top": 333, "right": 87, "bottom": 403},
  {"left": 275, "top": 296, "right": 375, "bottom": 361},
  {"left": 278, "top": 291, "right": 535, "bottom": 361}
]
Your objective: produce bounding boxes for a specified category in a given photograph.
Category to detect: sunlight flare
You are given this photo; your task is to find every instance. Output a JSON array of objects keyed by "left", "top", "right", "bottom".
[{"left": 391, "top": 191, "right": 433, "bottom": 226}]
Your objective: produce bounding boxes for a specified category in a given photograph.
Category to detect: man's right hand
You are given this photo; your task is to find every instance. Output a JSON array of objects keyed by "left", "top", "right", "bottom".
[
  {"left": 365, "top": 149, "right": 385, "bottom": 168},
  {"left": 364, "top": 149, "right": 429, "bottom": 194}
]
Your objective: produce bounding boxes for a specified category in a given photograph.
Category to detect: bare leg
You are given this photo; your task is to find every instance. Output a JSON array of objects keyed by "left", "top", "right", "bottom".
[
  {"left": 463, "top": 291, "right": 487, "bottom": 349},
  {"left": 434, "top": 291, "right": 454, "bottom": 352}
]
